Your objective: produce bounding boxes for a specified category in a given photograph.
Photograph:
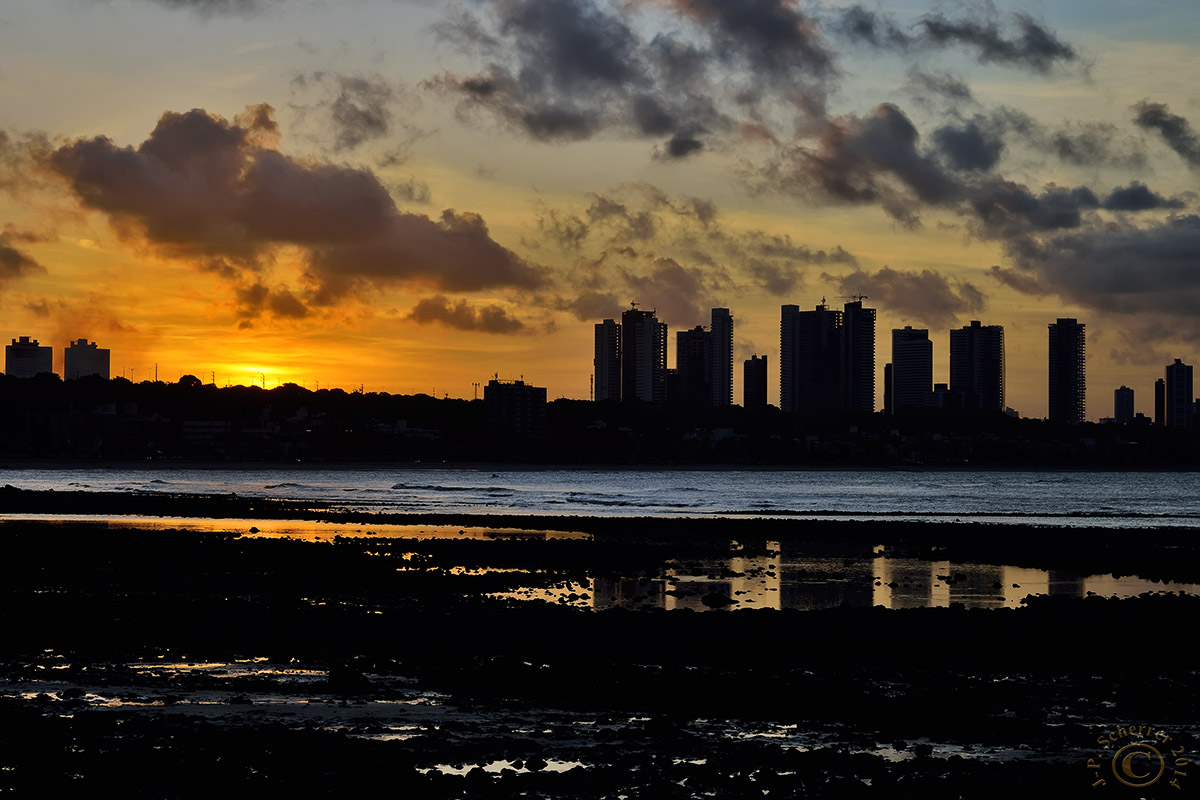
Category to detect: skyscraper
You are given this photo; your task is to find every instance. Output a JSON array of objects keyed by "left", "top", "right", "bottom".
[
  {"left": 676, "top": 325, "right": 709, "bottom": 406},
  {"left": 890, "top": 326, "right": 932, "bottom": 412},
  {"left": 1113, "top": 386, "right": 1134, "bottom": 424},
  {"left": 708, "top": 308, "right": 733, "bottom": 407},
  {"left": 840, "top": 300, "right": 876, "bottom": 413},
  {"left": 65, "top": 339, "right": 111, "bottom": 380},
  {"left": 1155, "top": 378, "right": 1165, "bottom": 426},
  {"left": 1048, "top": 318, "right": 1086, "bottom": 424},
  {"left": 950, "top": 320, "right": 1004, "bottom": 412},
  {"left": 5, "top": 336, "right": 53, "bottom": 379},
  {"left": 779, "top": 302, "right": 841, "bottom": 414},
  {"left": 593, "top": 319, "right": 621, "bottom": 401},
  {"left": 622, "top": 305, "right": 667, "bottom": 404},
  {"left": 1165, "top": 359, "right": 1194, "bottom": 428},
  {"left": 744, "top": 354, "right": 767, "bottom": 410}
]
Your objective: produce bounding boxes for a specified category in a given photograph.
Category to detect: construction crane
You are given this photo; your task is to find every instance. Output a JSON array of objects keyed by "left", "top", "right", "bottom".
[{"left": 839, "top": 294, "right": 869, "bottom": 303}]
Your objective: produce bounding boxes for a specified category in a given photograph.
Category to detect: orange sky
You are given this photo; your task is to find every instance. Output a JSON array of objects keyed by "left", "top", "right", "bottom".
[{"left": 1, "top": 0, "right": 1198, "bottom": 418}]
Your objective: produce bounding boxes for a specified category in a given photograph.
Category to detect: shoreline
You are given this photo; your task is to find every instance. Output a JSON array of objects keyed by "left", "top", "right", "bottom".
[{"left": 3, "top": 457, "right": 1199, "bottom": 473}]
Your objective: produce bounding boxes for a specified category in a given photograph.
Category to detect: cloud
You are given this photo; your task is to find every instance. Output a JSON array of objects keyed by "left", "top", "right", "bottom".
[
  {"left": 144, "top": 0, "right": 281, "bottom": 13},
  {"left": 292, "top": 72, "right": 426, "bottom": 157},
  {"left": 764, "top": 103, "right": 962, "bottom": 226},
  {"left": 1133, "top": 100, "right": 1200, "bottom": 168},
  {"left": 1100, "top": 182, "right": 1185, "bottom": 212},
  {"left": 236, "top": 282, "right": 309, "bottom": 319},
  {"left": 406, "top": 295, "right": 525, "bottom": 333},
  {"left": 829, "top": 267, "right": 985, "bottom": 328},
  {"left": 0, "top": 230, "right": 45, "bottom": 282},
  {"left": 836, "top": 7, "right": 1078, "bottom": 75},
  {"left": 966, "top": 179, "right": 1099, "bottom": 239},
  {"left": 903, "top": 68, "right": 974, "bottom": 104},
  {"left": 1003, "top": 215, "right": 1200, "bottom": 318},
  {"left": 40, "top": 105, "right": 544, "bottom": 311},
  {"left": 932, "top": 117, "right": 1005, "bottom": 172}
]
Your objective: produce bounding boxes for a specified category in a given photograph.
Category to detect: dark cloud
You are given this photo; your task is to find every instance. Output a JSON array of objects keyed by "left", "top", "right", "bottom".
[
  {"left": 904, "top": 68, "right": 974, "bottom": 104},
  {"left": 932, "top": 117, "right": 1005, "bottom": 172},
  {"left": 1048, "top": 121, "right": 1146, "bottom": 168},
  {"left": 1003, "top": 215, "right": 1200, "bottom": 318},
  {"left": 236, "top": 282, "right": 309, "bottom": 319},
  {"left": 967, "top": 179, "right": 1099, "bottom": 239},
  {"left": 829, "top": 267, "right": 985, "bottom": 328},
  {"left": 24, "top": 298, "right": 51, "bottom": 317},
  {"left": 429, "top": 0, "right": 834, "bottom": 157},
  {"left": 1100, "top": 182, "right": 1185, "bottom": 212},
  {"left": 660, "top": 0, "right": 835, "bottom": 84},
  {"left": 766, "top": 104, "right": 962, "bottom": 226},
  {"left": 988, "top": 264, "right": 1047, "bottom": 295},
  {"left": 557, "top": 289, "right": 623, "bottom": 321},
  {"left": 837, "top": 7, "right": 1078, "bottom": 75},
  {"left": 0, "top": 231, "right": 45, "bottom": 282},
  {"left": 1133, "top": 100, "right": 1200, "bottom": 168},
  {"left": 41, "top": 105, "right": 544, "bottom": 310},
  {"left": 329, "top": 75, "right": 395, "bottom": 151},
  {"left": 390, "top": 177, "right": 432, "bottom": 205},
  {"left": 407, "top": 295, "right": 525, "bottom": 333},
  {"left": 622, "top": 257, "right": 709, "bottom": 325}
]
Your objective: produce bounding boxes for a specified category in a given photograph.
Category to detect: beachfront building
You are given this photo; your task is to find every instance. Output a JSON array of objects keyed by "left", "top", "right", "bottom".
[
  {"left": 950, "top": 320, "right": 1004, "bottom": 412},
  {"left": 1113, "top": 386, "right": 1135, "bottom": 425},
  {"left": 709, "top": 308, "right": 733, "bottom": 407},
  {"left": 594, "top": 319, "right": 621, "bottom": 402},
  {"left": 1048, "top": 318, "right": 1086, "bottom": 424},
  {"left": 1165, "top": 359, "right": 1194, "bottom": 429},
  {"left": 621, "top": 304, "right": 667, "bottom": 404},
  {"left": 65, "top": 339, "right": 111, "bottom": 380},
  {"left": 484, "top": 378, "right": 547, "bottom": 437},
  {"left": 889, "top": 327, "right": 932, "bottom": 412},
  {"left": 5, "top": 335, "right": 53, "bottom": 379},
  {"left": 743, "top": 354, "right": 767, "bottom": 410}
]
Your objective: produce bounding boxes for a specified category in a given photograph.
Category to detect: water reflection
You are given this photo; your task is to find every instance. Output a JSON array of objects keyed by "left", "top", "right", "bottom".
[{"left": 584, "top": 541, "right": 1198, "bottom": 612}]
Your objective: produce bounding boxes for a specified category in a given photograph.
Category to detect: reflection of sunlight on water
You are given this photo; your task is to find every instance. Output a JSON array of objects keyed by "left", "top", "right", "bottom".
[
  {"left": 0, "top": 514, "right": 591, "bottom": 541},
  {"left": 418, "top": 760, "right": 588, "bottom": 776}
]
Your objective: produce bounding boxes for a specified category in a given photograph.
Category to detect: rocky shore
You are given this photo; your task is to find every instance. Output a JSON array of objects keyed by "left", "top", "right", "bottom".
[{"left": 1, "top": 495, "right": 1197, "bottom": 796}]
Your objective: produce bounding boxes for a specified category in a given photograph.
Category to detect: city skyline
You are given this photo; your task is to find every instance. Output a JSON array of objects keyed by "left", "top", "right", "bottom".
[{"left": 1, "top": 2, "right": 1198, "bottom": 419}]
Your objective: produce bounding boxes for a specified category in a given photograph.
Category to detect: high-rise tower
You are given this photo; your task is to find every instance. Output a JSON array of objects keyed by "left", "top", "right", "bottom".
[
  {"left": 779, "top": 303, "right": 842, "bottom": 414},
  {"left": 1048, "top": 318, "right": 1086, "bottom": 423},
  {"left": 1165, "top": 359, "right": 1194, "bottom": 428},
  {"left": 890, "top": 327, "right": 932, "bottom": 412},
  {"left": 622, "top": 305, "right": 667, "bottom": 404},
  {"left": 840, "top": 300, "right": 876, "bottom": 413},
  {"left": 593, "top": 319, "right": 621, "bottom": 401},
  {"left": 950, "top": 320, "right": 1004, "bottom": 412},
  {"left": 708, "top": 308, "right": 733, "bottom": 407}
]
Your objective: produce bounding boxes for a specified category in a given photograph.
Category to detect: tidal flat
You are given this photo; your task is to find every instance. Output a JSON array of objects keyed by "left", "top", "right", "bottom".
[{"left": 1, "top": 491, "right": 1197, "bottom": 797}]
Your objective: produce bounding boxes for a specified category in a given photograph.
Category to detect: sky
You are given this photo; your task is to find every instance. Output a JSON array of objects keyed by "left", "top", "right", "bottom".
[{"left": 1, "top": 0, "right": 1198, "bottom": 418}]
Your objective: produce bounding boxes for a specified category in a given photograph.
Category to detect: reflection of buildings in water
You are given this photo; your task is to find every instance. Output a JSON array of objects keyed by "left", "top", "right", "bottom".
[
  {"left": 593, "top": 575, "right": 666, "bottom": 609},
  {"left": 779, "top": 543, "right": 875, "bottom": 610},
  {"left": 1047, "top": 570, "right": 1085, "bottom": 599},
  {"left": 942, "top": 563, "right": 1006, "bottom": 609},
  {"left": 652, "top": 540, "right": 782, "bottom": 611},
  {"left": 874, "top": 557, "right": 935, "bottom": 609},
  {"left": 1003, "top": 567, "right": 1048, "bottom": 607}
]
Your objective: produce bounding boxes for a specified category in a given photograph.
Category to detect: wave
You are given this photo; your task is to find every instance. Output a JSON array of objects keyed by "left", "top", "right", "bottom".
[{"left": 264, "top": 482, "right": 304, "bottom": 489}]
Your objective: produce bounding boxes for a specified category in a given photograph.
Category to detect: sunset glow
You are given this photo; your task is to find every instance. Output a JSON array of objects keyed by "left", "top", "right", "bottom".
[{"left": 2, "top": 0, "right": 1198, "bottom": 417}]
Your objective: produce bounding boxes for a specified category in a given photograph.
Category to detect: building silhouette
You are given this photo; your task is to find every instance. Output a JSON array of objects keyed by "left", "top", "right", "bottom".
[
  {"left": 676, "top": 325, "right": 709, "bottom": 407},
  {"left": 950, "top": 320, "right": 1004, "bottom": 412},
  {"left": 1155, "top": 378, "right": 1165, "bottom": 426},
  {"left": 743, "top": 354, "right": 767, "bottom": 410},
  {"left": 593, "top": 319, "right": 621, "bottom": 401},
  {"left": 709, "top": 308, "right": 733, "bottom": 407},
  {"left": 65, "top": 339, "right": 110, "bottom": 380},
  {"left": 484, "top": 378, "right": 547, "bottom": 437},
  {"left": 889, "top": 326, "right": 932, "bottom": 412},
  {"left": 1113, "top": 386, "right": 1134, "bottom": 424},
  {"left": 840, "top": 300, "right": 876, "bottom": 413},
  {"left": 5, "top": 336, "right": 53, "bottom": 379},
  {"left": 1165, "top": 359, "right": 1194, "bottom": 428},
  {"left": 1048, "top": 318, "right": 1086, "bottom": 423},
  {"left": 621, "top": 305, "right": 667, "bottom": 404},
  {"left": 780, "top": 302, "right": 842, "bottom": 414}
]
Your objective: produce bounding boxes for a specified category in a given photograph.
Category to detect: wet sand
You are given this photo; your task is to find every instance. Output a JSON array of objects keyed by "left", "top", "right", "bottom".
[{"left": 1, "top": 493, "right": 1197, "bottom": 796}]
